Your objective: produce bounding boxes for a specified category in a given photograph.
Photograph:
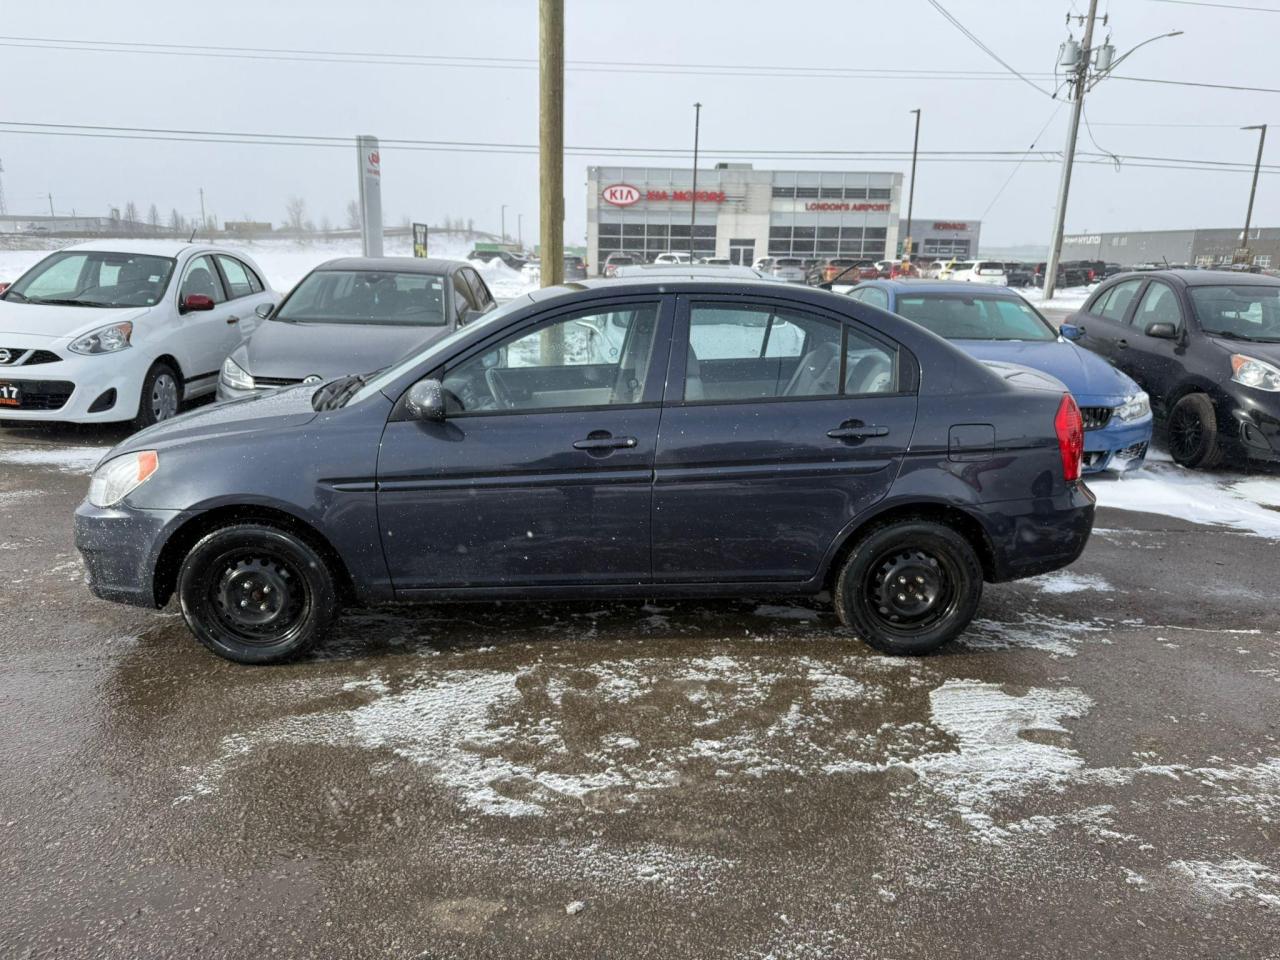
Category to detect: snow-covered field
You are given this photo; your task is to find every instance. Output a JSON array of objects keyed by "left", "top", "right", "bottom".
[{"left": 0, "top": 234, "right": 540, "bottom": 302}]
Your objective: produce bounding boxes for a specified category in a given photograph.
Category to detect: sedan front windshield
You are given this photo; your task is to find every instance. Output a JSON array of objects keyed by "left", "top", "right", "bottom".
[
  {"left": 894, "top": 293, "right": 1057, "bottom": 341},
  {"left": 3, "top": 250, "right": 175, "bottom": 308},
  {"left": 276, "top": 270, "right": 448, "bottom": 326},
  {"left": 1189, "top": 285, "right": 1280, "bottom": 342}
]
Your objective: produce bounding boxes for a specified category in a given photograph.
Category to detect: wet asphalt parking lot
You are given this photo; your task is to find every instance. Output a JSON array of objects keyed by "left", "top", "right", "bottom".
[{"left": 0, "top": 420, "right": 1278, "bottom": 960}]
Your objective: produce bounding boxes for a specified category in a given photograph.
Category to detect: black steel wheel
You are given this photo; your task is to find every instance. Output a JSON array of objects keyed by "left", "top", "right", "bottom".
[
  {"left": 1167, "top": 392, "right": 1224, "bottom": 469},
  {"left": 178, "top": 524, "right": 338, "bottom": 664},
  {"left": 835, "top": 520, "right": 983, "bottom": 655}
]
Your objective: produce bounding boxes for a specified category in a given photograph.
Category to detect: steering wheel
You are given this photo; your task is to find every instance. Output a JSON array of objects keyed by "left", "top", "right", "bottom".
[{"left": 484, "top": 367, "right": 515, "bottom": 409}]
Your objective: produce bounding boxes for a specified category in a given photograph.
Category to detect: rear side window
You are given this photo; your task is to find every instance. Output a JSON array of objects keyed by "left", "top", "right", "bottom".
[
  {"left": 215, "top": 255, "right": 257, "bottom": 299},
  {"left": 685, "top": 304, "right": 898, "bottom": 401},
  {"left": 452, "top": 274, "right": 477, "bottom": 317},
  {"left": 1092, "top": 278, "right": 1143, "bottom": 322},
  {"left": 462, "top": 268, "right": 492, "bottom": 309}
]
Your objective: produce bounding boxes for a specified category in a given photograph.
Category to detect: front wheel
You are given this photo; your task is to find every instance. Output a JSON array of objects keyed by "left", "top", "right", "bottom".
[
  {"left": 133, "top": 361, "right": 182, "bottom": 429},
  {"left": 177, "top": 524, "right": 338, "bottom": 664},
  {"left": 834, "top": 520, "right": 983, "bottom": 655},
  {"left": 1167, "top": 392, "right": 1224, "bottom": 469}
]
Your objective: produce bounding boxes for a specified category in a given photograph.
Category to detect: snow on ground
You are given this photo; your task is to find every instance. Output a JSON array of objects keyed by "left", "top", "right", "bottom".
[
  {"left": 0, "top": 233, "right": 539, "bottom": 301},
  {"left": 1020, "top": 283, "right": 1097, "bottom": 312},
  {"left": 1088, "top": 460, "right": 1280, "bottom": 539},
  {"left": 0, "top": 445, "right": 109, "bottom": 472},
  {"left": 1171, "top": 858, "right": 1280, "bottom": 908}
]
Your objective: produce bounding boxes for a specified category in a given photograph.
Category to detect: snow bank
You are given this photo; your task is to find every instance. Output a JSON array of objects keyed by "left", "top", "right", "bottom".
[{"left": 1088, "top": 461, "right": 1280, "bottom": 539}]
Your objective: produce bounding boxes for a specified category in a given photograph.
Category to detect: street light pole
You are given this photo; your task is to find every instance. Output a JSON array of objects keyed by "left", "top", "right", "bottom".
[
  {"left": 1043, "top": 0, "right": 1100, "bottom": 302},
  {"left": 689, "top": 102, "right": 702, "bottom": 263},
  {"left": 500, "top": 204, "right": 508, "bottom": 243},
  {"left": 518, "top": 212, "right": 524, "bottom": 250},
  {"left": 1241, "top": 124, "right": 1267, "bottom": 263},
  {"left": 905, "top": 108, "right": 921, "bottom": 262}
]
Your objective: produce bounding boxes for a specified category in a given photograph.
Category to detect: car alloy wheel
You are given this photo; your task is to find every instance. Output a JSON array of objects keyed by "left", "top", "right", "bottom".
[
  {"left": 151, "top": 372, "right": 180, "bottom": 421},
  {"left": 1166, "top": 392, "right": 1224, "bottom": 469},
  {"left": 1167, "top": 405, "right": 1201, "bottom": 463}
]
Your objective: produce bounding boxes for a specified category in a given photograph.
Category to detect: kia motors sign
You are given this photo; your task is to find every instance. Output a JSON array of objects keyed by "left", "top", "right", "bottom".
[
  {"left": 355, "top": 134, "right": 384, "bottom": 257},
  {"left": 601, "top": 184, "right": 641, "bottom": 207}
]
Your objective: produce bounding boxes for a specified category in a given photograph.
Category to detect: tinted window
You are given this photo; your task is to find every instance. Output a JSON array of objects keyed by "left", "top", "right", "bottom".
[
  {"left": 1133, "top": 282, "right": 1183, "bottom": 331},
  {"left": 464, "top": 269, "right": 493, "bottom": 308},
  {"left": 180, "top": 255, "right": 227, "bottom": 304},
  {"left": 443, "top": 303, "right": 661, "bottom": 413},
  {"left": 452, "top": 275, "right": 477, "bottom": 318},
  {"left": 1188, "top": 285, "right": 1280, "bottom": 341},
  {"left": 215, "top": 255, "right": 256, "bottom": 299},
  {"left": 894, "top": 294, "right": 1055, "bottom": 341},
  {"left": 844, "top": 327, "right": 898, "bottom": 395},
  {"left": 6, "top": 250, "right": 176, "bottom": 308},
  {"left": 276, "top": 270, "right": 447, "bottom": 325},
  {"left": 1092, "top": 278, "right": 1143, "bottom": 322}
]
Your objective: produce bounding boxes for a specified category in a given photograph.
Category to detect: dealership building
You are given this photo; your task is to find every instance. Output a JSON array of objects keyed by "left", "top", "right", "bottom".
[
  {"left": 1061, "top": 227, "right": 1280, "bottom": 269},
  {"left": 897, "top": 218, "right": 982, "bottom": 261},
  {"left": 587, "top": 164, "right": 909, "bottom": 274}
]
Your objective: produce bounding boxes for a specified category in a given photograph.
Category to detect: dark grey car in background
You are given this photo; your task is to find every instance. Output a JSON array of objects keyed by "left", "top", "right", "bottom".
[{"left": 217, "top": 257, "right": 496, "bottom": 399}]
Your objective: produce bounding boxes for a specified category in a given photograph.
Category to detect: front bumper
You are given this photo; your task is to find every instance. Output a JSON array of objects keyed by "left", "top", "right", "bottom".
[
  {"left": 74, "top": 499, "right": 188, "bottom": 608},
  {"left": 0, "top": 349, "right": 148, "bottom": 422},
  {"left": 1082, "top": 412, "right": 1154, "bottom": 474},
  {"left": 1231, "top": 402, "right": 1280, "bottom": 463}
]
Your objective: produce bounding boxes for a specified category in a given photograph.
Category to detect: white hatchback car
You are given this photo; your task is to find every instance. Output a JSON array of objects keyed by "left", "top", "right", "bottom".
[
  {"left": 950, "top": 260, "right": 1009, "bottom": 285},
  {"left": 0, "top": 241, "right": 276, "bottom": 427}
]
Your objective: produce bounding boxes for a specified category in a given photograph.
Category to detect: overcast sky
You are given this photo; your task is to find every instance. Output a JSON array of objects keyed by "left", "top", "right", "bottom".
[{"left": 1, "top": 0, "right": 1276, "bottom": 247}]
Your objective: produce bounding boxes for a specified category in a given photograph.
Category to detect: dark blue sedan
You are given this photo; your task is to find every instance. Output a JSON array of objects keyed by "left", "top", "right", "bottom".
[
  {"left": 74, "top": 278, "right": 1095, "bottom": 664},
  {"left": 847, "top": 280, "right": 1154, "bottom": 473}
]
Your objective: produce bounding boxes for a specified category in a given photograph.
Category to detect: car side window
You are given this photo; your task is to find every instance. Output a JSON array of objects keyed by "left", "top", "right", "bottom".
[
  {"left": 443, "top": 302, "right": 661, "bottom": 413},
  {"left": 1092, "top": 278, "right": 1142, "bottom": 322},
  {"left": 463, "top": 268, "right": 493, "bottom": 309},
  {"left": 685, "top": 303, "right": 896, "bottom": 402},
  {"left": 215, "top": 255, "right": 255, "bottom": 300},
  {"left": 1132, "top": 281, "right": 1183, "bottom": 331},
  {"left": 858, "top": 287, "right": 890, "bottom": 310},
  {"left": 179, "top": 255, "right": 227, "bottom": 304},
  {"left": 452, "top": 274, "right": 477, "bottom": 320}
]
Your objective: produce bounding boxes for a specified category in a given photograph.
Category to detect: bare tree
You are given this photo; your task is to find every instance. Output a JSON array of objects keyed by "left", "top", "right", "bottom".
[
  {"left": 168, "top": 208, "right": 185, "bottom": 235},
  {"left": 123, "top": 201, "right": 139, "bottom": 234},
  {"left": 320, "top": 215, "right": 333, "bottom": 235},
  {"left": 345, "top": 199, "right": 361, "bottom": 230},
  {"left": 147, "top": 203, "right": 160, "bottom": 229},
  {"left": 284, "top": 196, "right": 308, "bottom": 232}
]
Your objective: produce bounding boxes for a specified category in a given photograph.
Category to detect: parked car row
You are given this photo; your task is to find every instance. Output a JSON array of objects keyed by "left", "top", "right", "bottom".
[{"left": 0, "top": 241, "right": 498, "bottom": 427}]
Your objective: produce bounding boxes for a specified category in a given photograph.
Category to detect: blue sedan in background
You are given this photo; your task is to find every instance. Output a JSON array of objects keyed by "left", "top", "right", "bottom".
[{"left": 848, "top": 280, "right": 1153, "bottom": 473}]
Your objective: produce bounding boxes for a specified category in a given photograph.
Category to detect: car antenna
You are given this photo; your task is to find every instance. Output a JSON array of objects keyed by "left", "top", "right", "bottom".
[{"left": 188, "top": 225, "right": 198, "bottom": 243}]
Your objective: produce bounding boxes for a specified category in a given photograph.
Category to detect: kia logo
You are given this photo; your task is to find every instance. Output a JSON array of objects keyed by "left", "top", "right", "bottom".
[
  {"left": 0, "top": 349, "right": 11, "bottom": 364},
  {"left": 368, "top": 151, "right": 380, "bottom": 167},
  {"left": 601, "top": 183, "right": 641, "bottom": 207}
]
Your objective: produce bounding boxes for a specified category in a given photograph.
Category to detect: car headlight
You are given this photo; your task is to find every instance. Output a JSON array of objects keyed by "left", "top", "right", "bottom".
[
  {"left": 1114, "top": 391, "right": 1151, "bottom": 421},
  {"left": 88, "top": 450, "right": 159, "bottom": 507},
  {"left": 1231, "top": 354, "right": 1280, "bottom": 392},
  {"left": 69, "top": 322, "right": 132, "bottom": 355},
  {"left": 220, "top": 356, "right": 255, "bottom": 391}
]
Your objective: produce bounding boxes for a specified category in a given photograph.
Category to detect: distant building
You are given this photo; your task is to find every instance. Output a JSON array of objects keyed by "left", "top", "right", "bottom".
[
  {"left": 897, "top": 218, "right": 982, "bottom": 261},
  {"left": 0, "top": 213, "right": 165, "bottom": 236},
  {"left": 1061, "top": 227, "right": 1280, "bottom": 270},
  {"left": 224, "top": 221, "right": 274, "bottom": 235}
]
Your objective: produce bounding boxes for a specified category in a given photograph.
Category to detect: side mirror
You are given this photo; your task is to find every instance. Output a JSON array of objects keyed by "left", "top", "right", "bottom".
[
  {"left": 1059, "top": 322, "right": 1084, "bottom": 341},
  {"left": 255, "top": 302, "right": 275, "bottom": 320},
  {"left": 0, "top": 282, "right": 9, "bottom": 295},
  {"left": 404, "top": 378, "right": 446, "bottom": 422},
  {"left": 182, "top": 293, "right": 215, "bottom": 313},
  {"left": 1145, "top": 321, "right": 1178, "bottom": 340}
]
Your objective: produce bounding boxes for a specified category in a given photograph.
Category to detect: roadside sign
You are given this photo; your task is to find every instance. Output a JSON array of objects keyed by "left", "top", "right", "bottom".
[{"left": 412, "top": 222, "right": 429, "bottom": 258}]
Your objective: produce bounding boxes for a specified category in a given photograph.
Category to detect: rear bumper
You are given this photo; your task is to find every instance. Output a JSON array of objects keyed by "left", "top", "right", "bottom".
[
  {"left": 74, "top": 499, "right": 187, "bottom": 608},
  {"left": 980, "top": 483, "right": 1096, "bottom": 583}
]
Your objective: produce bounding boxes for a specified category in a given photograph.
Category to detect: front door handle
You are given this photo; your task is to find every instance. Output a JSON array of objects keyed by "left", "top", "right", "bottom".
[
  {"left": 827, "top": 423, "right": 889, "bottom": 442},
  {"left": 1116, "top": 338, "right": 1128, "bottom": 350},
  {"left": 573, "top": 434, "right": 637, "bottom": 451},
  {"left": 226, "top": 315, "right": 240, "bottom": 325}
]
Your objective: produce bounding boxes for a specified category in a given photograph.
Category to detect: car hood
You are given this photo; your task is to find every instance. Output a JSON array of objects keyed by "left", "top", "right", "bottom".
[
  {"left": 954, "top": 338, "right": 1139, "bottom": 402},
  {"left": 110, "top": 383, "right": 320, "bottom": 458},
  {"left": 236, "top": 319, "right": 451, "bottom": 380},
  {"left": 1206, "top": 336, "right": 1280, "bottom": 366},
  {"left": 0, "top": 302, "right": 152, "bottom": 341}
]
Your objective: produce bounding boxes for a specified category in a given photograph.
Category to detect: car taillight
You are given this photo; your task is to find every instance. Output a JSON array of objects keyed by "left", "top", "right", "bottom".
[{"left": 1054, "top": 393, "right": 1084, "bottom": 481}]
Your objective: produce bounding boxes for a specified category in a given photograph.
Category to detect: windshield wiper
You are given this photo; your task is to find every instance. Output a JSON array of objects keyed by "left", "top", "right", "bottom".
[
  {"left": 311, "top": 374, "right": 365, "bottom": 411},
  {"left": 3, "top": 289, "right": 30, "bottom": 303},
  {"left": 27, "top": 297, "right": 108, "bottom": 308},
  {"left": 1204, "top": 329, "right": 1279, "bottom": 342}
]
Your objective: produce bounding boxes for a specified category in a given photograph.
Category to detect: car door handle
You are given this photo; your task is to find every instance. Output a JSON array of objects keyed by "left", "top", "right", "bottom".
[
  {"left": 226, "top": 315, "right": 240, "bottom": 325},
  {"left": 827, "top": 423, "right": 889, "bottom": 442},
  {"left": 1116, "top": 338, "right": 1128, "bottom": 349},
  {"left": 572, "top": 435, "right": 637, "bottom": 451}
]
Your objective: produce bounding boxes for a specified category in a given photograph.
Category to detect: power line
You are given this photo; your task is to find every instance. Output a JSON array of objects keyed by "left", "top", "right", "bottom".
[
  {"left": 981, "top": 105, "right": 1065, "bottom": 219},
  {"left": 1112, "top": 74, "right": 1280, "bottom": 94},
  {"left": 923, "top": 0, "right": 1053, "bottom": 96},
  {"left": 1141, "top": 0, "right": 1280, "bottom": 11}
]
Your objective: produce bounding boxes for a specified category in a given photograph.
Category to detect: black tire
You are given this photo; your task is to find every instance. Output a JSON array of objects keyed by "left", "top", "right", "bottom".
[
  {"left": 1166, "top": 392, "right": 1224, "bottom": 469},
  {"left": 133, "top": 361, "right": 182, "bottom": 429},
  {"left": 834, "top": 520, "right": 983, "bottom": 656},
  {"left": 177, "top": 524, "right": 338, "bottom": 664}
]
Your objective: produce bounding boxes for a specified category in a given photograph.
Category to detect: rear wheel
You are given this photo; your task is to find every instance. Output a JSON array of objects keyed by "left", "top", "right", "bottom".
[
  {"left": 1167, "top": 392, "right": 1224, "bottom": 469},
  {"left": 835, "top": 520, "right": 983, "bottom": 656},
  {"left": 177, "top": 524, "right": 338, "bottom": 664},
  {"left": 134, "top": 361, "right": 182, "bottom": 429}
]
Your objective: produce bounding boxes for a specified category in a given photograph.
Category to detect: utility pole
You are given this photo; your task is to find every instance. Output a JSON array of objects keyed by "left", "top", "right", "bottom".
[
  {"left": 1043, "top": 0, "right": 1101, "bottom": 301},
  {"left": 539, "top": 0, "right": 564, "bottom": 288},
  {"left": 689, "top": 102, "right": 702, "bottom": 262},
  {"left": 518, "top": 212, "right": 524, "bottom": 249},
  {"left": 500, "top": 204, "right": 508, "bottom": 243},
  {"left": 1240, "top": 124, "right": 1267, "bottom": 263},
  {"left": 45, "top": 193, "right": 54, "bottom": 217},
  {"left": 904, "top": 108, "right": 921, "bottom": 262},
  {"left": 199, "top": 187, "right": 206, "bottom": 231},
  {"left": 0, "top": 158, "right": 7, "bottom": 216}
]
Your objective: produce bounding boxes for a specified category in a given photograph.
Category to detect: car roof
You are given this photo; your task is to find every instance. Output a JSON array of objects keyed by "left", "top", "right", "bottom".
[
  {"left": 312, "top": 256, "right": 462, "bottom": 275},
  {"left": 1109, "top": 268, "right": 1280, "bottom": 287},
  {"left": 859, "top": 279, "right": 1023, "bottom": 296},
  {"left": 62, "top": 239, "right": 206, "bottom": 257},
  {"left": 612, "top": 264, "right": 779, "bottom": 280}
]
